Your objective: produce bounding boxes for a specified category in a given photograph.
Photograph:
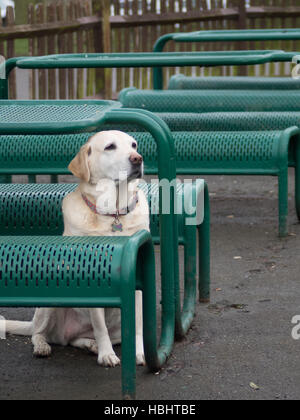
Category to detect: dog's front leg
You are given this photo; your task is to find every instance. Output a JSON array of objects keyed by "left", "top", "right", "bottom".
[
  {"left": 89, "top": 308, "right": 121, "bottom": 367},
  {"left": 31, "top": 309, "right": 53, "bottom": 357},
  {"left": 136, "top": 291, "right": 145, "bottom": 366}
]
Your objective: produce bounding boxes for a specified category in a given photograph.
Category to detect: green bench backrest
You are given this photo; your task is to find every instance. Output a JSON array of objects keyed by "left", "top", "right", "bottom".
[
  {"left": 0, "top": 183, "right": 188, "bottom": 245},
  {"left": 155, "top": 112, "right": 300, "bottom": 132},
  {"left": 0, "top": 130, "right": 287, "bottom": 178},
  {"left": 119, "top": 88, "right": 300, "bottom": 113},
  {"left": 0, "top": 184, "right": 160, "bottom": 241},
  {"left": 168, "top": 75, "right": 300, "bottom": 91}
]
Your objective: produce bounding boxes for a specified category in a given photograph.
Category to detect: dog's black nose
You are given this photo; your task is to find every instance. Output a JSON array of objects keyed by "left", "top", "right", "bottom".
[{"left": 129, "top": 153, "right": 143, "bottom": 166}]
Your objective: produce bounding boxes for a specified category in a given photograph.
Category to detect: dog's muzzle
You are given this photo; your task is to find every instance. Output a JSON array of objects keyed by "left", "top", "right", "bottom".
[{"left": 129, "top": 153, "right": 143, "bottom": 180}]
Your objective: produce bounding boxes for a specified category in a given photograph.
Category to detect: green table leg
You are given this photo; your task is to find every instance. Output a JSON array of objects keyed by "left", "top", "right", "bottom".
[{"left": 198, "top": 183, "right": 211, "bottom": 303}]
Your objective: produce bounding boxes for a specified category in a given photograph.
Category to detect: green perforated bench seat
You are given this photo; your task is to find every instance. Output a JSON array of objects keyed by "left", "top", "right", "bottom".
[
  {"left": 119, "top": 88, "right": 300, "bottom": 113},
  {"left": 168, "top": 75, "right": 300, "bottom": 91},
  {"left": 0, "top": 235, "right": 137, "bottom": 306},
  {"left": 0, "top": 230, "right": 156, "bottom": 400}
]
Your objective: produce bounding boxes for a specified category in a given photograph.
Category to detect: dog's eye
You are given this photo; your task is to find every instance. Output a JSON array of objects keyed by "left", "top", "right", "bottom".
[
  {"left": 132, "top": 143, "right": 137, "bottom": 149},
  {"left": 105, "top": 143, "right": 116, "bottom": 151}
]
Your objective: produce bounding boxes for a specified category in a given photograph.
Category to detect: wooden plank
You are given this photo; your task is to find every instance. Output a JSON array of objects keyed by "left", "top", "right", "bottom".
[
  {"left": 160, "top": 0, "right": 168, "bottom": 88},
  {"left": 6, "top": 6, "right": 16, "bottom": 99},
  {"left": 47, "top": 3, "right": 56, "bottom": 100},
  {"left": 92, "top": 0, "right": 104, "bottom": 97},
  {"left": 109, "top": 8, "right": 239, "bottom": 27},
  {"left": 67, "top": 1, "right": 75, "bottom": 99},
  {"left": 57, "top": 1, "right": 67, "bottom": 99},
  {"left": 247, "top": 6, "right": 300, "bottom": 18},
  {"left": 84, "top": 0, "right": 94, "bottom": 98},
  {"left": 149, "top": 0, "right": 157, "bottom": 88},
  {"left": 75, "top": 0, "right": 84, "bottom": 99},
  {"left": 1, "top": 5, "right": 300, "bottom": 43},
  {"left": 101, "top": 0, "right": 111, "bottom": 99},
  {"left": 132, "top": 0, "right": 139, "bottom": 89},
  {"left": 113, "top": 0, "right": 123, "bottom": 95},
  {"left": 0, "top": 16, "right": 103, "bottom": 41},
  {"left": 237, "top": 0, "right": 248, "bottom": 76},
  {"left": 36, "top": 3, "right": 46, "bottom": 100},
  {"left": 28, "top": 4, "right": 36, "bottom": 100},
  {"left": 141, "top": 0, "right": 149, "bottom": 89},
  {"left": 123, "top": 0, "right": 130, "bottom": 88},
  {"left": 186, "top": 0, "right": 194, "bottom": 78}
]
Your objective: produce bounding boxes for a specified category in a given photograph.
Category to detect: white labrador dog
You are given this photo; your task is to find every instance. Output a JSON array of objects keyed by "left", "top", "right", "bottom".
[{"left": 5, "top": 131, "right": 150, "bottom": 367}]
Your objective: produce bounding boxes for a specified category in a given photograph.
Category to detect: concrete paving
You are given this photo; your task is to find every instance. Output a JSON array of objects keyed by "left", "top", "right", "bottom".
[{"left": 0, "top": 171, "right": 299, "bottom": 400}]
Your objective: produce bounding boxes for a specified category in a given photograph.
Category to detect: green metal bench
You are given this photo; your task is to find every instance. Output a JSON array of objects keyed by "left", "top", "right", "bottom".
[
  {"left": 119, "top": 93, "right": 300, "bottom": 236},
  {"left": 119, "top": 87, "right": 300, "bottom": 113},
  {"left": 154, "top": 29, "right": 300, "bottom": 90},
  {"left": 168, "top": 75, "right": 300, "bottom": 90},
  {"left": 0, "top": 102, "right": 183, "bottom": 399}
]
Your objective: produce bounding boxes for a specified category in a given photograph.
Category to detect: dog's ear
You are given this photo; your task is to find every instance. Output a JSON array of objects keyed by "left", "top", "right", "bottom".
[{"left": 68, "top": 144, "right": 91, "bottom": 182}]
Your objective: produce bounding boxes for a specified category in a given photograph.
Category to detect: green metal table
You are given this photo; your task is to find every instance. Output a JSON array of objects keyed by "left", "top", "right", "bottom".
[
  {"left": 0, "top": 50, "right": 295, "bottom": 98},
  {"left": 153, "top": 29, "right": 300, "bottom": 89},
  {"left": 154, "top": 28, "right": 300, "bottom": 53}
]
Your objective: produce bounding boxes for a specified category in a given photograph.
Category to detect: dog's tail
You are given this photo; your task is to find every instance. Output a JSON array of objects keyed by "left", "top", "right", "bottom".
[{"left": 4, "top": 321, "right": 33, "bottom": 336}]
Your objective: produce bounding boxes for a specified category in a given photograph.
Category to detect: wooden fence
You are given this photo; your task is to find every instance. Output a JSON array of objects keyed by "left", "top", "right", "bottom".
[{"left": 1, "top": 0, "right": 300, "bottom": 99}]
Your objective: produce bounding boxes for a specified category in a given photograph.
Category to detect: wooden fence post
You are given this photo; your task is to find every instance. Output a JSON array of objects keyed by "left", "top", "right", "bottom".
[
  {"left": 237, "top": 0, "right": 248, "bottom": 76},
  {"left": 101, "top": 0, "right": 112, "bottom": 98},
  {"left": 6, "top": 6, "right": 16, "bottom": 99},
  {"left": 36, "top": 3, "right": 47, "bottom": 99}
]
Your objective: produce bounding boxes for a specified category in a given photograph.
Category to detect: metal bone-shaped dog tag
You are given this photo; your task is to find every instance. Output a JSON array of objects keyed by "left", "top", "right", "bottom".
[{"left": 112, "top": 220, "right": 123, "bottom": 233}]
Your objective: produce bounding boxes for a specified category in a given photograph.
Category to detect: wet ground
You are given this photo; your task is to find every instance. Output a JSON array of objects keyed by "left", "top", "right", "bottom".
[{"left": 0, "top": 171, "right": 300, "bottom": 400}]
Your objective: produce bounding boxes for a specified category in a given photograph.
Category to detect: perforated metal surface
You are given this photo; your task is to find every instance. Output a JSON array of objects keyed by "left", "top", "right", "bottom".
[
  {"left": 0, "top": 184, "right": 76, "bottom": 235},
  {"left": 0, "top": 235, "right": 127, "bottom": 303},
  {"left": 119, "top": 89, "right": 300, "bottom": 113},
  {"left": 0, "top": 182, "right": 199, "bottom": 244},
  {"left": 0, "top": 133, "right": 91, "bottom": 173},
  {"left": 0, "top": 129, "right": 287, "bottom": 177},
  {"left": 135, "top": 131, "right": 283, "bottom": 173},
  {"left": 156, "top": 112, "right": 300, "bottom": 132},
  {"left": 169, "top": 75, "right": 300, "bottom": 90},
  {"left": 0, "top": 101, "right": 121, "bottom": 134}
]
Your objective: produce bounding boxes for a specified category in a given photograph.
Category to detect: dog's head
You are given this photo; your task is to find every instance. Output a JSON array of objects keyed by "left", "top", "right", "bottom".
[{"left": 68, "top": 131, "right": 143, "bottom": 184}]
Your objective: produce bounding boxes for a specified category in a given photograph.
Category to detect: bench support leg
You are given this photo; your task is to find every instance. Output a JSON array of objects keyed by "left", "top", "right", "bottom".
[
  {"left": 175, "top": 225, "right": 197, "bottom": 340},
  {"left": 198, "top": 183, "right": 211, "bottom": 302},
  {"left": 121, "top": 296, "right": 136, "bottom": 401},
  {"left": 278, "top": 170, "right": 289, "bottom": 238}
]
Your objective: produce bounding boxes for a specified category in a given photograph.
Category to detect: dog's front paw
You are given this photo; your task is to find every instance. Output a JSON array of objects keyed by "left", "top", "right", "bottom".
[
  {"left": 136, "top": 353, "right": 146, "bottom": 366},
  {"left": 33, "top": 342, "right": 52, "bottom": 358},
  {"left": 98, "top": 353, "right": 121, "bottom": 367}
]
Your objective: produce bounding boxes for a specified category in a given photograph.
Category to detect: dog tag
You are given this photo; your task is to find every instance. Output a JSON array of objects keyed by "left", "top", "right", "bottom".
[{"left": 112, "top": 221, "right": 123, "bottom": 233}]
